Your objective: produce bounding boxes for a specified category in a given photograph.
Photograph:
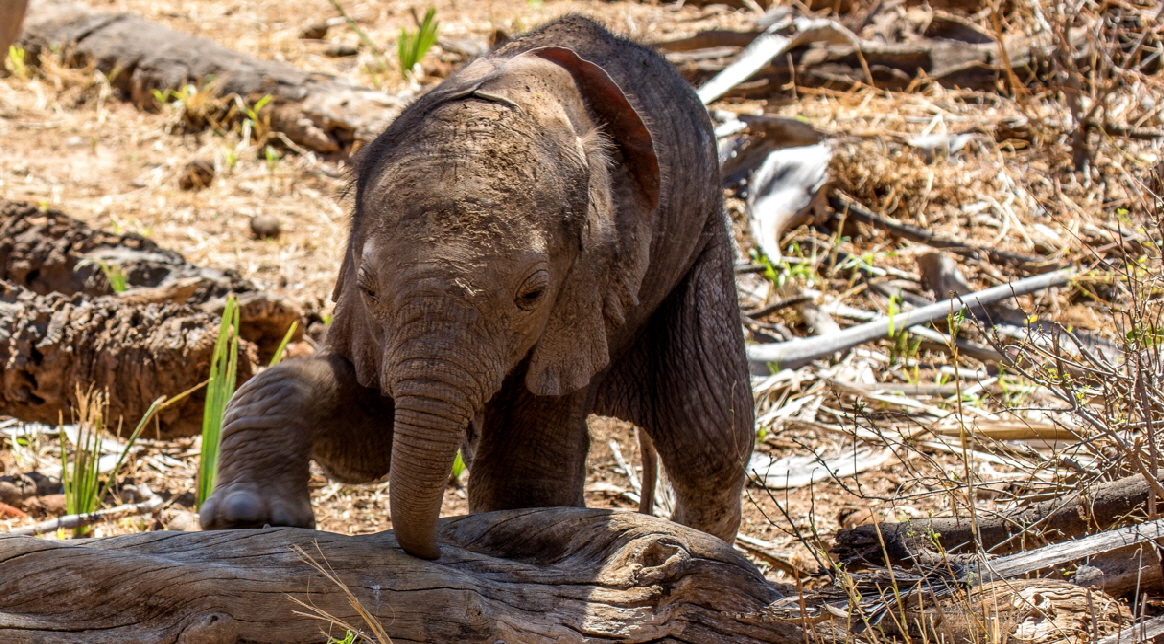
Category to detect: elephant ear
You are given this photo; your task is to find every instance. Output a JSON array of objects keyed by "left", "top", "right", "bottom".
[
  {"left": 523, "top": 46, "right": 660, "bottom": 397},
  {"left": 528, "top": 46, "right": 660, "bottom": 211},
  {"left": 326, "top": 243, "right": 383, "bottom": 390}
]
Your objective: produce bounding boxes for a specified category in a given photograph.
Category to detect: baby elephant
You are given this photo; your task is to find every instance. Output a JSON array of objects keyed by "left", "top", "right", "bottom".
[{"left": 200, "top": 15, "right": 755, "bottom": 559}]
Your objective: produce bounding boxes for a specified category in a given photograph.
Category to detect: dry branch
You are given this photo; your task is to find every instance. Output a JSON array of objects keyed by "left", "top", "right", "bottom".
[
  {"left": 831, "top": 193, "right": 1058, "bottom": 272},
  {"left": 834, "top": 472, "right": 1164, "bottom": 568},
  {"left": 746, "top": 268, "right": 1074, "bottom": 370},
  {"left": 6, "top": 493, "right": 162, "bottom": 536},
  {"left": 0, "top": 507, "right": 796, "bottom": 644},
  {"left": 20, "top": 0, "right": 405, "bottom": 153}
]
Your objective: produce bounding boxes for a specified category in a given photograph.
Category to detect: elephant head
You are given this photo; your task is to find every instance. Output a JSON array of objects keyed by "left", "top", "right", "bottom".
[{"left": 327, "top": 47, "right": 661, "bottom": 558}]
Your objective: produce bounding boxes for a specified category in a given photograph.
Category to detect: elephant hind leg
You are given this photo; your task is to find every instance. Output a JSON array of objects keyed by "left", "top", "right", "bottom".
[
  {"left": 594, "top": 232, "right": 754, "bottom": 542},
  {"left": 200, "top": 352, "right": 393, "bottom": 530}
]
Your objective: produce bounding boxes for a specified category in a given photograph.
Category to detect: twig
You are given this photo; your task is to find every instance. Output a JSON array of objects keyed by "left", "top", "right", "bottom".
[
  {"left": 829, "top": 193, "right": 1057, "bottom": 272},
  {"left": 747, "top": 269, "right": 1075, "bottom": 370},
  {"left": 7, "top": 494, "right": 162, "bottom": 536}
]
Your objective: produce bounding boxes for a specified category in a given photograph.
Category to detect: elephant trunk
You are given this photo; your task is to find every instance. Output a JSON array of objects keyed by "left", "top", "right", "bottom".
[
  {"left": 387, "top": 341, "right": 494, "bottom": 558},
  {"left": 389, "top": 391, "right": 469, "bottom": 559}
]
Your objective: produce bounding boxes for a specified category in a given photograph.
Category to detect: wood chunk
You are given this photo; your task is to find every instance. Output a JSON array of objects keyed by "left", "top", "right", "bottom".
[
  {"left": 0, "top": 0, "right": 28, "bottom": 58},
  {"left": 177, "top": 159, "right": 215, "bottom": 191},
  {"left": 0, "top": 280, "right": 258, "bottom": 437}
]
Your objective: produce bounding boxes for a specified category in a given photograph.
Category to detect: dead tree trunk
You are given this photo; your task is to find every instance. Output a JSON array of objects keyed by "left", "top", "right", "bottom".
[
  {"left": 21, "top": 0, "right": 405, "bottom": 153},
  {"left": 0, "top": 279, "right": 258, "bottom": 437},
  {"left": 0, "top": 199, "right": 302, "bottom": 363},
  {"left": 0, "top": 508, "right": 796, "bottom": 644}
]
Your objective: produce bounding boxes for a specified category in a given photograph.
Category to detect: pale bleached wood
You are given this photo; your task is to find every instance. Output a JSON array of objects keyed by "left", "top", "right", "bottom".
[{"left": 0, "top": 507, "right": 797, "bottom": 644}]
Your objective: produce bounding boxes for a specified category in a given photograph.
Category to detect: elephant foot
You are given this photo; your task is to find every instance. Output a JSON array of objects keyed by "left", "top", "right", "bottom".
[{"left": 199, "top": 482, "right": 315, "bottom": 530}]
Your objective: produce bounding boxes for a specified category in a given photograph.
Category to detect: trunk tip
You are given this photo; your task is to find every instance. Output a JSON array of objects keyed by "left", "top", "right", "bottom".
[{"left": 397, "top": 533, "right": 442, "bottom": 560}]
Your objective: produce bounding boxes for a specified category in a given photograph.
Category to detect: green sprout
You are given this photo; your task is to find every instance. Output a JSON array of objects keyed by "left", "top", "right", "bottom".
[
  {"left": 197, "top": 295, "right": 241, "bottom": 509},
  {"left": 62, "top": 385, "right": 199, "bottom": 537},
  {"left": 76, "top": 258, "right": 129, "bottom": 293},
  {"left": 397, "top": 8, "right": 440, "bottom": 78},
  {"left": 269, "top": 321, "right": 298, "bottom": 367}
]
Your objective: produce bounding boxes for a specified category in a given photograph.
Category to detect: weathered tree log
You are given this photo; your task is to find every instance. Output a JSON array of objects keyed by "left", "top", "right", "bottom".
[
  {"left": 0, "top": 508, "right": 796, "bottom": 644},
  {"left": 0, "top": 199, "right": 302, "bottom": 361},
  {"left": 0, "top": 279, "right": 258, "bottom": 436},
  {"left": 20, "top": 0, "right": 406, "bottom": 153},
  {"left": 833, "top": 471, "right": 1162, "bottom": 567}
]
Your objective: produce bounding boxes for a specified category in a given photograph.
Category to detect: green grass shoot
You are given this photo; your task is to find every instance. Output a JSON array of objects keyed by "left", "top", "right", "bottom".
[
  {"left": 5, "top": 45, "right": 28, "bottom": 80},
  {"left": 397, "top": 8, "right": 439, "bottom": 78},
  {"left": 61, "top": 384, "right": 201, "bottom": 537},
  {"left": 451, "top": 450, "right": 466, "bottom": 479},
  {"left": 197, "top": 295, "right": 241, "bottom": 509},
  {"left": 269, "top": 321, "right": 298, "bottom": 367},
  {"left": 76, "top": 258, "right": 128, "bottom": 292},
  {"left": 61, "top": 388, "right": 106, "bottom": 535}
]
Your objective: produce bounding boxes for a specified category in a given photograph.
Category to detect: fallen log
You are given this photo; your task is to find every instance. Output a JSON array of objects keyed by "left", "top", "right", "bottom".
[
  {"left": 20, "top": 0, "right": 406, "bottom": 153},
  {"left": 0, "top": 199, "right": 302, "bottom": 361},
  {"left": 833, "top": 472, "right": 1164, "bottom": 569},
  {"left": 0, "top": 507, "right": 797, "bottom": 644},
  {"left": 0, "top": 279, "right": 258, "bottom": 437}
]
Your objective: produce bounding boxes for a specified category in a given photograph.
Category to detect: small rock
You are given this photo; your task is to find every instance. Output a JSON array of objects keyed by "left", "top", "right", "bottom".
[
  {"left": 250, "top": 215, "right": 282, "bottom": 240},
  {"left": 324, "top": 43, "right": 359, "bottom": 58},
  {"left": 25, "top": 471, "right": 63, "bottom": 496},
  {"left": 116, "top": 484, "right": 142, "bottom": 504},
  {"left": 300, "top": 21, "right": 330, "bottom": 39},
  {"left": 31, "top": 494, "right": 67, "bottom": 515},
  {"left": 64, "top": 136, "right": 85, "bottom": 148},
  {"left": 179, "top": 159, "right": 215, "bottom": 191},
  {"left": 0, "top": 480, "right": 27, "bottom": 506},
  {"left": 164, "top": 508, "right": 200, "bottom": 531}
]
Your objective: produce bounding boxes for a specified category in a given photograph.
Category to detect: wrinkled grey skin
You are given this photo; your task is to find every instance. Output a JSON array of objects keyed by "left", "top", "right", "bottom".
[{"left": 200, "top": 16, "right": 754, "bottom": 560}]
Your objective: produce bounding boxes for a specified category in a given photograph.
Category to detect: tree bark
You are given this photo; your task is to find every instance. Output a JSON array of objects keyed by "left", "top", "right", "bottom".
[
  {"left": 0, "top": 507, "right": 796, "bottom": 644},
  {"left": 0, "top": 199, "right": 302, "bottom": 363},
  {"left": 0, "top": 279, "right": 258, "bottom": 437},
  {"left": 20, "top": 0, "right": 406, "bottom": 153}
]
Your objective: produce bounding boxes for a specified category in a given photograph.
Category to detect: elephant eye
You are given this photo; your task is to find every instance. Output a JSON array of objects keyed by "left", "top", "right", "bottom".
[
  {"left": 357, "top": 270, "right": 378, "bottom": 302},
  {"left": 515, "top": 270, "right": 549, "bottom": 311}
]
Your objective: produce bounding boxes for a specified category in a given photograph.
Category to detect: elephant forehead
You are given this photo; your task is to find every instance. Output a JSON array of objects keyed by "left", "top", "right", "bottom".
[{"left": 363, "top": 212, "right": 550, "bottom": 267}]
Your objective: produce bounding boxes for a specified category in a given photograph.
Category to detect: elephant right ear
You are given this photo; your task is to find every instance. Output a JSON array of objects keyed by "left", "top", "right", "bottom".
[
  {"left": 326, "top": 242, "right": 382, "bottom": 390},
  {"left": 523, "top": 47, "right": 660, "bottom": 397}
]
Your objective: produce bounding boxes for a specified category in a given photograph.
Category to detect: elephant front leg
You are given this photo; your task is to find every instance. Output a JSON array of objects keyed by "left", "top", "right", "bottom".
[
  {"left": 199, "top": 353, "right": 393, "bottom": 530},
  {"left": 595, "top": 232, "right": 754, "bottom": 543}
]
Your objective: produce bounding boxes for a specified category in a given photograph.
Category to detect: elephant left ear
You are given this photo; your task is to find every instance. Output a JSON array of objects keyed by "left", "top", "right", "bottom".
[
  {"left": 522, "top": 46, "right": 661, "bottom": 397},
  {"left": 528, "top": 46, "right": 660, "bottom": 210}
]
